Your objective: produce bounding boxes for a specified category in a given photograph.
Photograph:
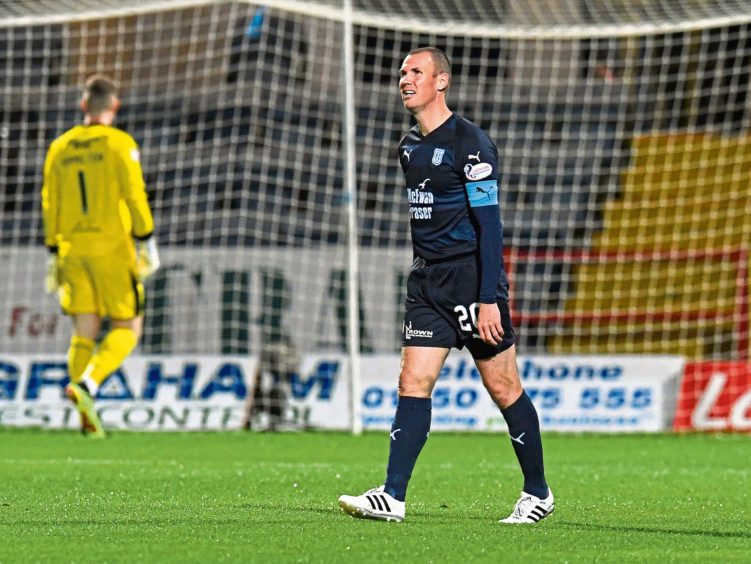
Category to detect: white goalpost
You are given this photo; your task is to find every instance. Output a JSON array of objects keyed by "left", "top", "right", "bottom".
[{"left": 2, "top": 0, "right": 750, "bottom": 431}]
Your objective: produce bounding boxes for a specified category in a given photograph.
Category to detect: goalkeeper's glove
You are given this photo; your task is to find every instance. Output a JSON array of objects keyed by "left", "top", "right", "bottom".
[
  {"left": 135, "top": 237, "right": 161, "bottom": 281},
  {"left": 45, "top": 247, "right": 59, "bottom": 294}
]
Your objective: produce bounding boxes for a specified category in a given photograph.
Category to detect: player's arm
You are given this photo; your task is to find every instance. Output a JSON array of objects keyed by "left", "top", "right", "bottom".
[
  {"left": 462, "top": 132, "right": 504, "bottom": 345},
  {"left": 118, "top": 136, "right": 160, "bottom": 279},
  {"left": 41, "top": 144, "right": 59, "bottom": 253},
  {"left": 118, "top": 137, "right": 154, "bottom": 238},
  {"left": 467, "top": 182, "right": 504, "bottom": 345},
  {"left": 41, "top": 145, "right": 60, "bottom": 293}
]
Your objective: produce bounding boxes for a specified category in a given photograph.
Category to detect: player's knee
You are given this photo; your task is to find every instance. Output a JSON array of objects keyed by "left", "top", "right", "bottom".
[
  {"left": 111, "top": 316, "right": 143, "bottom": 340},
  {"left": 397, "top": 370, "right": 433, "bottom": 398},
  {"left": 493, "top": 383, "right": 523, "bottom": 409},
  {"left": 72, "top": 313, "right": 101, "bottom": 340},
  {"left": 481, "top": 371, "right": 522, "bottom": 407},
  {"left": 130, "top": 324, "right": 143, "bottom": 341}
]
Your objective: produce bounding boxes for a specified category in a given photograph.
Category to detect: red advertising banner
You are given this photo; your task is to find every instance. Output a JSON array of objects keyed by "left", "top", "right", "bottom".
[{"left": 673, "top": 362, "right": 751, "bottom": 431}]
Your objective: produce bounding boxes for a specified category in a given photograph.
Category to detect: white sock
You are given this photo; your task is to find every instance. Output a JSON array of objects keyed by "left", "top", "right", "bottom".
[{"left": 81, "top": 375, "right": 99, "bottom": 397}]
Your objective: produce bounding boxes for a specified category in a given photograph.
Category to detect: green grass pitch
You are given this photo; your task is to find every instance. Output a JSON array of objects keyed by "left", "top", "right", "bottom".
[{"left": 1, "top": 429, "right": 749, "bottom": 563}]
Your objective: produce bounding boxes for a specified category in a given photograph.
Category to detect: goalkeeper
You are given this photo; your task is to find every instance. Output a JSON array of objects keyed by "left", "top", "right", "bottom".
[{"left": 41, "top": 75, "right": 160, "bottom": 438}]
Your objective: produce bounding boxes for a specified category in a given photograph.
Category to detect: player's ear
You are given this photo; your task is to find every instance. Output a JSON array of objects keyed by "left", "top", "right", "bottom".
[
  {"left": 80, "top": 98, "right": 87, "bottom": 113},
  {"left": 111, "top": 97, "right": 121, "bottom": 112},
  {"left": 437, "top": 73, "right": 449, "bottom": 92}
]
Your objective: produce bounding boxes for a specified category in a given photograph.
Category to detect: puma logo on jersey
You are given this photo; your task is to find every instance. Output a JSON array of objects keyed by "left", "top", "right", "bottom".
[
  {"left": 402, "top": 148, "right": 413, "bottom": 161},
  {"left": 475, "top": 185, "right": 493, "bottom": 200},
  {"left": 468, "top": 151, "right": 481, "bottom": 161}
]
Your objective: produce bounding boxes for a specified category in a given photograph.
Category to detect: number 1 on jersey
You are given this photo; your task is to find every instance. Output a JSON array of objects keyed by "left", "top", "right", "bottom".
[{"left": 77, "top": 170, "right": 88, "bottom": 214}]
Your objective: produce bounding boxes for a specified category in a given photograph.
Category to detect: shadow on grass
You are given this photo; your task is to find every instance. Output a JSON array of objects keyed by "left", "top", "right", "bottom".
[{"left": 555, "top": 520, "right": 751, "bottom": 540}]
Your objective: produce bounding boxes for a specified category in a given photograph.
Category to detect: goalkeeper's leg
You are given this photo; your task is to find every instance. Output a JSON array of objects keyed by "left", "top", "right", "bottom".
[
  {"left": 68, "top": 335, "right": 95, "bottom": 383},
  {"left": 79, "top": 317, "right": 142, "bottom": 396},
  {"left": 66, "top": 313, "right": 101, "bottom": 434},
  {"left": 68, "top": 313, "right": 100, "bottom": 382},
  {"left": 73, "top": 317, "right": 141, "bottom": 438}
]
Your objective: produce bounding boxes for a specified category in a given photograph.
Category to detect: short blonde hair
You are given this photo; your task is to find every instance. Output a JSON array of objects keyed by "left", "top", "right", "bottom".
[{"left": 407, "top": 47, "right": 451, "bottom": 77}]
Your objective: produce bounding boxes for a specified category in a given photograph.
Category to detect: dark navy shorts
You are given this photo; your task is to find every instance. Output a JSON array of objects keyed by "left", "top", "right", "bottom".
[{"left": 401, "top": 254, "right": 515, "bottom": 359}]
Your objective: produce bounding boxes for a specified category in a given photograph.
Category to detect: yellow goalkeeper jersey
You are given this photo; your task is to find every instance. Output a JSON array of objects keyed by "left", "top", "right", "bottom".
[{"left": 42, "top": 124, "right": 154, "bottom": 257}]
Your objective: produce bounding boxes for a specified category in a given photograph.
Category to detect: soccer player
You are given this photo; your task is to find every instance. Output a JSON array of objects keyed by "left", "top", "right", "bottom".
[
  {"left": 41, "top": 75, "right": 160, "bottom": 438},
  {"left": 338, "top": 47, "right": 554, "bottom": 523}
]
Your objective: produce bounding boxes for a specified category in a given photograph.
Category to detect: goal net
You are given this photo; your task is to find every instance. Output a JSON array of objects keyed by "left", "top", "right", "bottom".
[{"left": 2, "top": 0, "right": 750, "bottom": 428}]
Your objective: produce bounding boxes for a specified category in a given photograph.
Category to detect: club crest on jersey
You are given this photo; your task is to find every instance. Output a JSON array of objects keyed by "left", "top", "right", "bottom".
[
  {"left": 431, "top": 148, "right": 445, "bottom": 165},
  {"left": 464, "top": 162, "right": 492, "bottom": 181}
]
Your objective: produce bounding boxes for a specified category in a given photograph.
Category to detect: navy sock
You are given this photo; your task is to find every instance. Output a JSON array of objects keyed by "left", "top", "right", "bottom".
[
  {"left": 383, "top": 396, "right": 432, "bottom": 502},
  {"left": 500, "top": 390, "right": 548, "bottom": 499}
]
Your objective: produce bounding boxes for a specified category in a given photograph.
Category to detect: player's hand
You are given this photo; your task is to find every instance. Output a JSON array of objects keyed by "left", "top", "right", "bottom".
[
  {"left": 45, "top": 253, "right": 60, "bottom": 294},
  {"left": 476, "top": 302, "right": 504, "bottom": 346},
  {"left": 136, "top": 238, "right": 161, "bottom": 281}
]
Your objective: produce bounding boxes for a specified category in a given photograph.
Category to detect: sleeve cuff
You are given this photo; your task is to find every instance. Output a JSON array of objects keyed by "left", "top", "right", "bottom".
[{"left": 133, "top": 231, "right": 154, "bottom": 242}]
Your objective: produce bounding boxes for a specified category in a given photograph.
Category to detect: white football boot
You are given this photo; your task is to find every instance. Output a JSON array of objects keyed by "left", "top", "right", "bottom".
[
  {"left": 338, "top": 485, "right": 405, "bottom": 522},
  {"left": 500, "top": 490, "right": 555, "bottom": 524}
]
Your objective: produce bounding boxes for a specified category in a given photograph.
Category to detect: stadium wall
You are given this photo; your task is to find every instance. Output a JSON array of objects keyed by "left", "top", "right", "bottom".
[
  {"left": 673, "top": 361, "right": 751, "bottom": 431},
  {"left": 1, "top": 352, "right": 683, "bottom": 433}
]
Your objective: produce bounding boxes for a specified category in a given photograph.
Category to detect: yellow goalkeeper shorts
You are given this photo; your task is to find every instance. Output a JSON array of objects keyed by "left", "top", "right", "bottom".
[{"left": 58, "top": 253, "right": 144, "bottom": 319}]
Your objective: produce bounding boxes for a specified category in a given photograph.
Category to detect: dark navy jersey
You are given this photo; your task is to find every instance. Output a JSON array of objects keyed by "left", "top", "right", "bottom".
[{"left": 398, "top": 113, "right": 508, "bottom": 301}]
